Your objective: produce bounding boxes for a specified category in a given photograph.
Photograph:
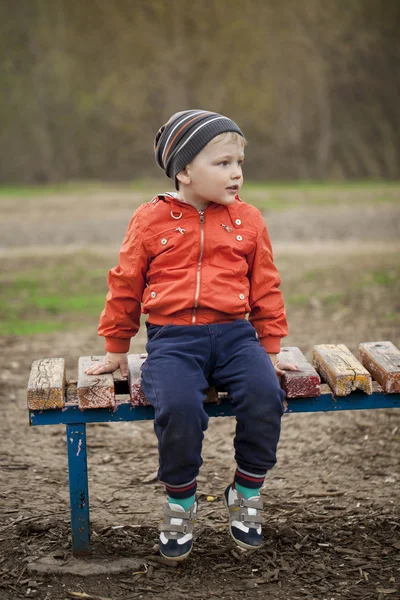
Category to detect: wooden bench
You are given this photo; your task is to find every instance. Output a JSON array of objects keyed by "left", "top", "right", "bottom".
[{"left": 27, "top": 341, "right": 400, "bottom": 556}]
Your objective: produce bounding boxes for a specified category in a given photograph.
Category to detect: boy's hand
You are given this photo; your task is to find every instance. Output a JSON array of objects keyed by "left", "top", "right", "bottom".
[
  {"left": 268, "top": 353, "right": 298, "bottom": 377},
  {"left": 84, "top": 352, "right": 128, "bottom": 378}
]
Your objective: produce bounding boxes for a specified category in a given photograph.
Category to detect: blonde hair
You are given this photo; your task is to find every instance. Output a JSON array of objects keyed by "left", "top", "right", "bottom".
[{"left": 211, "top": 131, "right": 247, "bottom": 147}]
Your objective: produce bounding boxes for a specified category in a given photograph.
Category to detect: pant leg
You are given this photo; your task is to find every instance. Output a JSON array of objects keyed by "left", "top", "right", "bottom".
[
  {"left": 211, "top": 320, "right": 285, "bottom": 476},
  {"left": 140, "top": 324, "right": 211, "bottom": 487}
]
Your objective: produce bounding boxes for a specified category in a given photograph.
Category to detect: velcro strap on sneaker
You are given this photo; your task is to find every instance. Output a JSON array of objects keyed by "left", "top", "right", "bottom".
[
  {"left": 235, "top": 497, "right": 262, "bottom": 510},
  {"left": 163, "top": 506, "right": 191, "bottom": 520},
  {"left": 242, "top": 514, "right": 263, "bottom": 527},
  {"left": 160, "top": 522, "right": 188, "bottom": 534}
]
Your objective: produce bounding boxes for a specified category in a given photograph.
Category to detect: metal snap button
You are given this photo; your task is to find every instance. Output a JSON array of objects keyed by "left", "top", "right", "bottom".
[
  {"left": 150, "top": 291, "right": 157, "bottom": 298},
  {"left": 235, "top": 219, "right": 241, "bottom": 225},
  {"left": 161, "top": 238, "right": 167, "bottom": 245},
  {"left": 236, "top": 235, "right": 243, "bottom": 241},
  {"left": 239, "top": 293, "right": 245, "bottom": 300}
]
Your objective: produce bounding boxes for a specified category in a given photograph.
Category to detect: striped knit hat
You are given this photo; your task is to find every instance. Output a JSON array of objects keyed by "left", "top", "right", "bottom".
[{"left": 154, "top": 110, "right": 244, "bottom": 187}]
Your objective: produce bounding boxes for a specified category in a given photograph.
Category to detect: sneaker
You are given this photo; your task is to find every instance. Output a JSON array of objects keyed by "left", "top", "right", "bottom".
[
  {"left": 159, "top": 500, "right": 197, "bottom": 561},
  {"left": 223, "top": 485, "right": 263, "bottom": 550}
]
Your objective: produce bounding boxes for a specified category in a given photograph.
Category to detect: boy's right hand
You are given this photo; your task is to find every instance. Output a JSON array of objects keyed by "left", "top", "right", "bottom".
[{"left": 84, "top": 352, "right": 128, "bottom": 378}]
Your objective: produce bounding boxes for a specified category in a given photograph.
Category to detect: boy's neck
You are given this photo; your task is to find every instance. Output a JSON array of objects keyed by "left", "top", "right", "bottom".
[{"left": 177, "top": 190, "right": 209, "bottom": 212}]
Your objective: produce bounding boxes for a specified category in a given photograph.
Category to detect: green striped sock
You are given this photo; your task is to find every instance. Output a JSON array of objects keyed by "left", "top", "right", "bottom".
[
  {"left": 235, "top": 483, "right": 261, "bottom": 499},
  {"left": 167, "top": 494, "right": 196, "bottom": 510}
]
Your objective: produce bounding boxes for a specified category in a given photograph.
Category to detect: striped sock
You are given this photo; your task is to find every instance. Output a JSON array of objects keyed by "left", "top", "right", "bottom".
[
  {"left": 234, "top": 466, "right": 266, "bottom": 492},
  {"left": 235, "top": 483, "right": 260, "bottom": 499},
  {"left": 167, "top": 494, "right": 196, "bottom": 510},
  {"left": 164, "top": 479, "right": 197, "bottom": 501}
]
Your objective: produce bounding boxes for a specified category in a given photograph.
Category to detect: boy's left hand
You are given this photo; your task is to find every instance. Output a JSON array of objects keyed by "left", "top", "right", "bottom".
[{"left": 268, "top": 353, "right": 298, "bottom": 377}]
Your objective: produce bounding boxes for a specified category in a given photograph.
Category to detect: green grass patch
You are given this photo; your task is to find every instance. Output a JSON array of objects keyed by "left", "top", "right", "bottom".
[
  {"left": 281, "top": 255, "right": 399, "bottom": 321},
  {"left": 286, "top": 292, "right": 345, "bottom": 307},
  {"left": 0, "top": 320, "right": 70, "bottom": 336},
  {"left": 1, "top": 180, "right": 399, "bottom": 213},
  {"left": 356, "top": 267, "right": 400, "bottom": 289},
  {"left": 0, "top": 178, "right": 166, "bottom": 199},
  {"left": 321, "top": 294, "right": 344, "bottom": 306},
  {"left": 0, "top": 257, "right": 110, "bottom": 336},
  {"left": 243, "top": 180, "right": 400, "bottom": 191},
  {"left": 0, "top": 182, "right": 108, "bottom": 198},
  {"left": 32, "top": 293, "right": 106, "bottom": 316},
  {"left": 286, "top": 294, "right": 309, "bottom": 306},
  {"left": 384, "top": 312, "right": 400, "bottom": 321},
  {"left": 243, "top": 181, "right": 400, "bottom": 211},
  {"left": 367, "top": 269, "right": 399, "bottom": 286},
  {"left": 303, "top": 270, "right": 321, "bottom": 282}
]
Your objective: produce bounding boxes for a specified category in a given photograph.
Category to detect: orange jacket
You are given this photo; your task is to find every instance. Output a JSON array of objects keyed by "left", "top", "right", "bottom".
[{"left": 98, "top": 194, "right": 288, "bottom": 354}]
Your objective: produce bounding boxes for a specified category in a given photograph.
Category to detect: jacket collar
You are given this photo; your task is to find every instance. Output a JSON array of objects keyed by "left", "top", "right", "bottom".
[
  {"left": 154, "top": 193, "right": 243, "bottom": 227},
  {"left": 227, "top": 196, "right": 243, "bottom": 228}
]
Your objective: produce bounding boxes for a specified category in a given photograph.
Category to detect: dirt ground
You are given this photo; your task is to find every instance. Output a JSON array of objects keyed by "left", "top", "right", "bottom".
[{"left": 0, "top": 190, "right": 399, "bottom": 600}]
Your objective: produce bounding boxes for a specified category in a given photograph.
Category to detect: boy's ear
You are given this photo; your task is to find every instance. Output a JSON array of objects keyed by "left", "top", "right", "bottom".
[{"left": 176, "top": 167, "right": 190, "bottom": 186}]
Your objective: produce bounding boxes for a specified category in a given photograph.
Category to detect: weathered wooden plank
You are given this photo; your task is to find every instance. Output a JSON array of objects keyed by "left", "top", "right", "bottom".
[
  {"left": 127, "top": 354, "right": 219, "bottom": 406},
  {"left": 77, "top": 357, "right": 115, "bottom": 409},
  {"left": 66, "top": 380, "right": 79, "bottom": 405},
  {"left": 27, "top": 358, "right": 66, "bottom": 410},
  {"left": 359, "top": 341, "right": 400, "bottom": 393},
  {"left": 278, "top": 347, "right": 321, "bottom": 398},
  {"left": 312, "top": 344, "right": 372, "bottom": 396},
  {"left": 128, "top": 353, "right": 149, "bottom": 406},
  {"left": 318, "top": 381, "right": 384, "bottom": 396}
]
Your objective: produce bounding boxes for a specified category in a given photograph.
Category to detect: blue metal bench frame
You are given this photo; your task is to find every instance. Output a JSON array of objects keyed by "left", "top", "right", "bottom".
[{"left": 29, "top": 390, "right": 400, "bottom": 556}]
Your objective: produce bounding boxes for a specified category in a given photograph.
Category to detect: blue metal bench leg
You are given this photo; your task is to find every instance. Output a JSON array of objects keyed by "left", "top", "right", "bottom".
[{"left": 66, "top": 423, "right": 90, "bottom": 556}]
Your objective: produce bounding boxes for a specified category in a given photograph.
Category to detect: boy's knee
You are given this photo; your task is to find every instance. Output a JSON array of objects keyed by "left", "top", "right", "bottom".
[
  {"left": 157, "top": 399, "right": 208, "bottom": 430},
  {"left": 240, "top": 379, "right": 285, "bottom": 418},
  {"left": 245, "top": 373, "right": 283, "bottom": 399}
]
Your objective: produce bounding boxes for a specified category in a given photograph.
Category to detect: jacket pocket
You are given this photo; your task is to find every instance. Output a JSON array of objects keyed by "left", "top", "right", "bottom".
[
  {"left": 145, "top": 227, "right": 197, "bottom": 263},
  {"left": 207, "top": 228, "right": 257, "bottom": 273}
]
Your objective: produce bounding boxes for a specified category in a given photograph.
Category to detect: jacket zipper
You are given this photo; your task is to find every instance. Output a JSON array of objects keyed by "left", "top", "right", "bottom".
[{"left": 192, "top": 210, "right": 205, "bottom": 324}]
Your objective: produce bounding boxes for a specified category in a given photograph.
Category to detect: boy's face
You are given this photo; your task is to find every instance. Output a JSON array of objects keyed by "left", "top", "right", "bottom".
[{"left": 179, "top": 135, "right": 244, "bottom": 207}]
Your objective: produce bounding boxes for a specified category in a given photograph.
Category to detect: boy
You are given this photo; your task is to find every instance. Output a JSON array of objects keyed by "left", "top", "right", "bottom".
[{"left": 85, "top": 110, "right": 297, "bottom": 561}]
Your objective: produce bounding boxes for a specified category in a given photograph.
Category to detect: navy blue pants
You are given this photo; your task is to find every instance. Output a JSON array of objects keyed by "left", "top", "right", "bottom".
[{"left": 140, "top": 319, "right": 285, "bottom": 491}]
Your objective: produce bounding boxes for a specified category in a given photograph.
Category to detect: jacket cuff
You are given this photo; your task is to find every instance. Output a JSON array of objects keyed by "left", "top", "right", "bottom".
[
  {"left": 105, "top": 337, "right": 131, "bottom": 354},
  {"left": 259, "top": 336, "right": 281, "bottom": 354}
]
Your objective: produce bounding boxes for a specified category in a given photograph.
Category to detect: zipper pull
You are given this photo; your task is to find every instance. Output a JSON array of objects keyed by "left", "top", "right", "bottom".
[
  {"left": 221, "top": 223, "right": 233, "bottom": 232},
  {"left": 175, "top": 227, "right": 186, "bottom": 234},
  {"left": 199, "top": 210, "right": 205, "bottom": 224}
]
